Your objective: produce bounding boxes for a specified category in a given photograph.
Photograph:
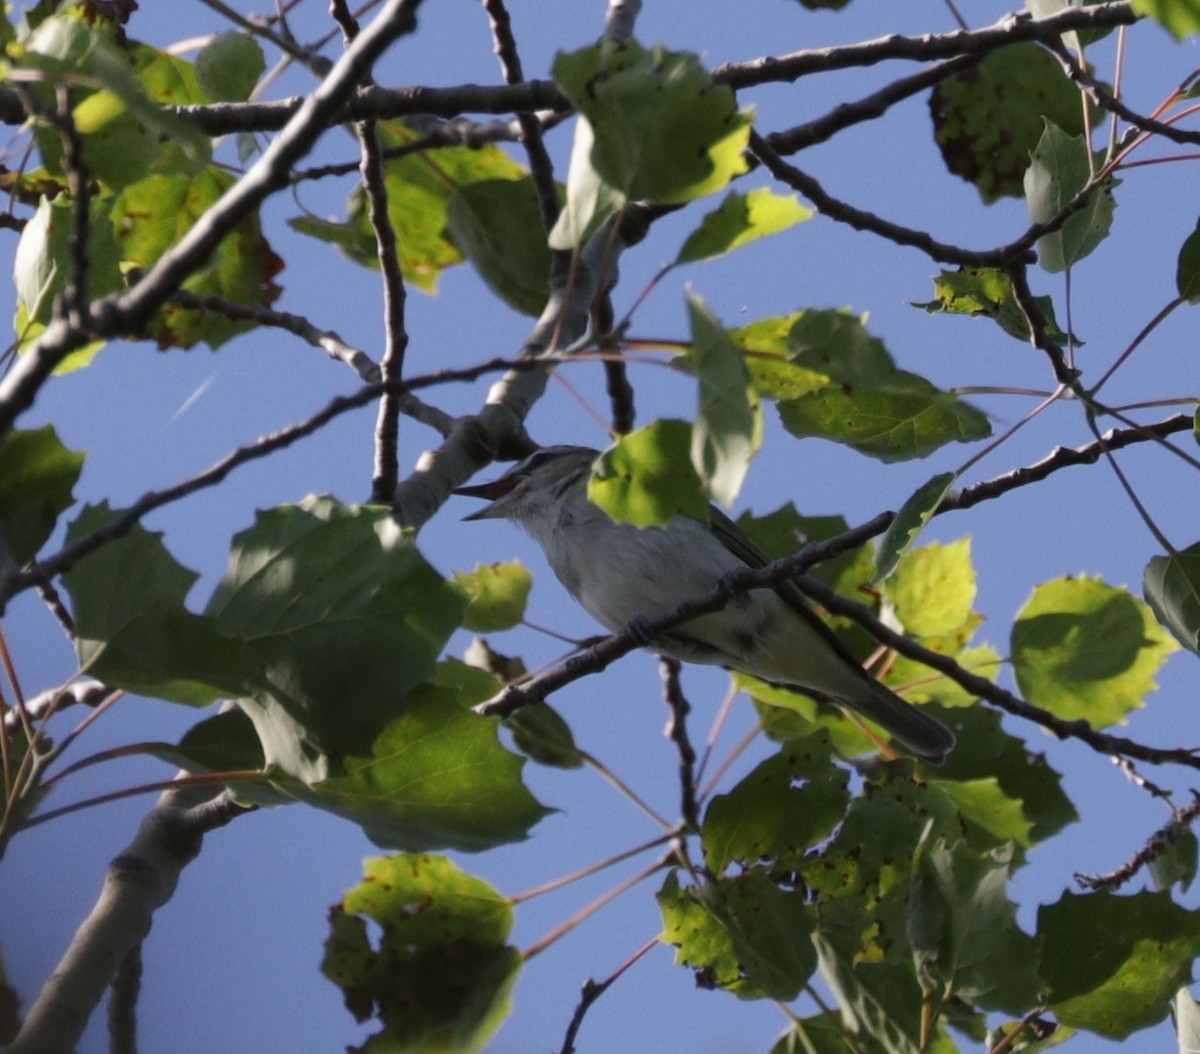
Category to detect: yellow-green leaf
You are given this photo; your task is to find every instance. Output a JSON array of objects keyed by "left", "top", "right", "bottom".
[{"left": 1011, "top": 575, "right": 1178, "bottom": 726}]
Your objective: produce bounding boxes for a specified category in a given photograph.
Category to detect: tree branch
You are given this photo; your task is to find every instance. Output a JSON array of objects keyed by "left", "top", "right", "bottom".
[
  {"left": 799, "top": 574, "right": 1200, "bottom": 770},
  {"left": 0, "top": 0, "right": 427, "bottom": 438},
  {"left": 7, "top": 783, "right": 245, "bottom": 1054},
  {"left": 477, "top": 413, "right": 1194, "bottom": 719},
  {"left": 715, "top": 3, "right": 1139, "bottom": 89}
]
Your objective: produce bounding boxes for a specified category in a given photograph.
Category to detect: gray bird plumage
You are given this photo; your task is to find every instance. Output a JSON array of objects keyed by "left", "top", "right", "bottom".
[{"left": 456, "top": 445, "right": 955, "bottom": 762}]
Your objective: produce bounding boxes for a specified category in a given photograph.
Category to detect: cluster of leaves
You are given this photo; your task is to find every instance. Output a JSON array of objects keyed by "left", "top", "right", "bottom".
[{"left": 3, "top": 1, "right": 1200, "bottom": 1053}]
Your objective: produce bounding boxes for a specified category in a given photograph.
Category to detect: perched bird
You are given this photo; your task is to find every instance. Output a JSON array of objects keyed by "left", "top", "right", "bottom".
[{"left": 455, "top": 445, "right": 955, "bottom": 762}]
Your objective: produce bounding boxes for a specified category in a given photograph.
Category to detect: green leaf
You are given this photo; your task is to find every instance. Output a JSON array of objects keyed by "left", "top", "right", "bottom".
[
  {"left": 453, "top": 561, "right": 532, "bottom": 633},
  {"left": 151, "top": 708, "right": 266, "bottom": 776},
  {"left": 62, "top": 503, "right": 253, "bottom": 705},
  {"left": 775, "top": 310, "right": 991, "bottom": 461},
  {"left": 277, "top": 682, "right": 549, "bottom": 852},
  {"left": 503, "top": 702, "right": 583, "bottom": 769},
  {"left": 676, "top": 188, "right": 811, "bottom": 265},
  {"left": 20, "top": 19, "right": 209, "bottom": 188},
  {"left": 291, "top": 120, "right": 524, "bottom": 291},
  {"left": 1175, "top": 218, "right": 1200, "bottom": 302},
  {"left": 206, "top": 496, "right": 466, "bottom": 766},
  {"left": 883, "top": 538, "right": 976, "bottom": 638},
  {"left": 0, "top": 425, "right": 84, "bottom": 564},
  {"left": 686, "top": 290, "right": 762, "bottom": 507},
  {"left": 546, "top": 116, "right": 627, "bottom": 250},
  {"left": 195, "top": 31, "right": 265, "bottom": 102},
  {"left": 729, "top": 312, "right": 827, "bottom": 401},
  {"left": 588, "top": 420, "right": 709, "bottom": 527},
  {"left": 1024, "top": 121, "right": 1117, "bottom": 273},
  {"left": 445, "top": 178, "right": 553, "bottom": 316},
  {"left": 658, "top": 870, "right": 816, "bottom": 1000},
  {"left": 874, "top": 473, "right": 955, "bottom": 584},
  {"left": 1145, "top": 543, "right": 1200, "bottom": 653},
  {"left": 736, "top": 505, "right": 875, "bottom": 597},
  {"left": 1149, "top": 829, "right": 1197, "bottom": 892},
  {"left": 813, "top": 934, "right": 925, "bottom": 1052},
  {"left": 913, "top": 267, "right": 1070, "bottom": 344},
  {"left": 13, "top": 194, "right": 123, "bottom": 365},
  {"left": 1132, "top": 0, "right": 1200, "bottom": 38},
  {"left": 111, "top": 168, "right": 284, "bottom": 349},
  {"left": 701, "top": 734, "right": 849, "bottom": 874},
  {"left": 1040, "top": 890, "right": 1200, "bottom": 1038},
  {"left": 323, "top": 854, "right": 519, "bottom": 1054},
  {"left": 1011, "top": 576, "right": 1179, "bottom": 726},
  {"left": 550, "top": 41, "right": 750, "bottom": 247},
  {"left": 928, "top": 702, "right": 1078, "bottom": 844},
  {"left": 909, "top": 838, "right": 1040, "bottom": 1013},
  {"left": 931, "top": 44, "right": 1096, "bottom": 203},
  {"left": 930, "top": 777, "right": 1033, "bottom": 848}
]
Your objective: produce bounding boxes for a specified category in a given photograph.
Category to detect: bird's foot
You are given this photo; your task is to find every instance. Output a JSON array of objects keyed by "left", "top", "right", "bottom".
[{"left": 625, "top": 616, "right": 656, "bottom": 646}]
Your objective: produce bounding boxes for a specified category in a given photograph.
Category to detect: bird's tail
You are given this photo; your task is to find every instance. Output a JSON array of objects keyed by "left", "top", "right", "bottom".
[{"left": 840, "top": 679, "right": 956, "bottom": 763}]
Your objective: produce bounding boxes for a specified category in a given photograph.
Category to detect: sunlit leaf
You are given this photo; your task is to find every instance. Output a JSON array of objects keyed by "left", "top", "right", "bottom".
[
  {"left": 13, "top": 194, "right": 122, "bottom": 366},
  {"left": 453, "top": 561, "right": 532, "bottom": 633},
  {"left": 702, "top": 733, "right": 849, "bottom": 874},
  {"left": 20, "top": 19, "right": 209, "bottom": 188},
  {"left": 677, "top": 188, "right": 811, "bottom": 264},
  {"left": 930, "top": 702, "right": 1077, "bottom": 843},
  {"left": 112, "top": 168, "right": 284, "bottom": 349},
  {"left": 277, "top": 682, "right": 549, "bottom": 851},
  {"left": 774, "top": 310, "right": 991, "bottom": 461},
  {"left": 550, "top": 40, "right": 750, "bottom": 247},
  {"left": 1132, "top": 0, "right": 1200, "bottom": 38},
  {"left": 291, "top": 120, "right": 524, "bottom": 291},
  {"left": 729, "top": 312, "right": 826, "bottom": 401},
  {"left": 589, "top": 420, "right": 709, "bottom": 527},
  {"left": 1024, "top": 121, "right": 1116, "bottom": 273},
  {"left": 686, "top": 290, "right": 761, "bottom": 507},
  {"left": 658, "top": 869, "right": 816, "bottom": 1000},
  {"left": 1012, "top": 575, "right": 1178, "bottom": 726},
  {"left": 913, "top": 267, "right": 1070, "bottom": 344},
  {"left": 883, "top": 538, "right": 976, "bottom": 638},
  {"left": 1040, "top": 890, "right": 1200, "bottom": 1038},
  {"left": 323, "top": 854, "right": 519, "bottom": 1053},
  {"left": 0, "top": 425, "right": 84, "bottom": 564}
]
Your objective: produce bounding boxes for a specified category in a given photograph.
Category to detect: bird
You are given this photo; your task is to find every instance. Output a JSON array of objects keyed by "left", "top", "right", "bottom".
[{"left": 455, "top": 445, "right": 955, "bottom": 762}]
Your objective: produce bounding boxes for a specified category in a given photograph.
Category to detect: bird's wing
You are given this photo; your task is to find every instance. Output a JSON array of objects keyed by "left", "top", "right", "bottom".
[{"left": 704, "top": 503, "right": 878, "bottom": 677}]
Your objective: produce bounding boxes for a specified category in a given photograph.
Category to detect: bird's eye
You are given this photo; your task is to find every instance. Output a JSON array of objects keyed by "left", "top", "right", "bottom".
[{"left": 519, "top": 448, "right": 555, "bottom": 475}]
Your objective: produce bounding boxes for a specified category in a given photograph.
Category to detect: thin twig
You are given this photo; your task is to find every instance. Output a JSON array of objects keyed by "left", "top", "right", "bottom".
[
  {"left": 0, "top": 0, "right": 427, "bottom": 437},
  {"left": 766, "top": 52, "right": 982, "bottom": 156},
  {"left": 0, "top": 355, "right": 542, "bottom": 610},
  {"left": 798, "top": 574, "right": 1200, "bottom": 771},
  {"left": 557, "top": 937, "right": 657, "bottom": 1054},
  {"left": 1075, "top": 791, "right": 1200, "bottom": 890},
  {"left": 660, "top": 658, "right": 699, "bottom": 831},
  {"left": 481, "top": 0, "right": 561, "bottom": 230}
]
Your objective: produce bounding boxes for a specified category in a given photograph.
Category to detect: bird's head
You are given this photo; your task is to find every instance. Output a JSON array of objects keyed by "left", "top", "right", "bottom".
[{"left": 454, "top": 445, "right": 599, "bottom": 523}]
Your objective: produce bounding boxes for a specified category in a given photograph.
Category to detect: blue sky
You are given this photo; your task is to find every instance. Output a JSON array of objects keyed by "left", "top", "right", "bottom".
[{"left": 4, "top": 2, "right": 1199, "bottom": 1052}]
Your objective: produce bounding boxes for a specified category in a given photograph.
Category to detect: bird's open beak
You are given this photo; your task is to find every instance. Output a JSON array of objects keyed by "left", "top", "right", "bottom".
[{"left": 454, "top": 477, "right": 514, "bottom": 521}]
